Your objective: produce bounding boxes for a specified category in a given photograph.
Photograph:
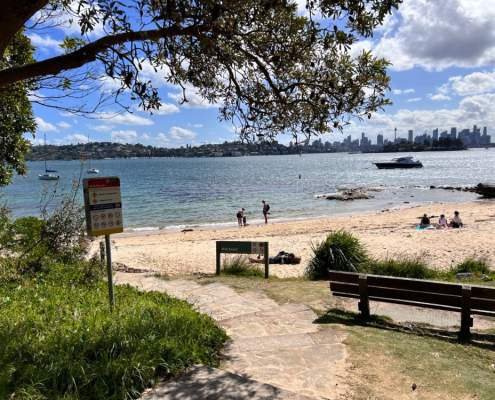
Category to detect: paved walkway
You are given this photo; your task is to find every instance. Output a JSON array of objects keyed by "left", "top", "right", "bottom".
[{"left": 115, "top": 273, "right": 348, "bottom": 400}]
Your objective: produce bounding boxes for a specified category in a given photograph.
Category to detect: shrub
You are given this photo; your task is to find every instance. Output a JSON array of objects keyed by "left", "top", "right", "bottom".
[
  {"left": 306, "top": 230, "right": 368, "bottom": 280},
  {"left": 449, "top": 257, "right": 491, "bottom": 276},
  {"left": 363, "top": 257, "right": 437, "bottom": 279},
  {"left": 222, "top": 255, "right": 264, "bottom": 277},
  {"left": 0, "top": 280, "right": 227, "bottom": 400}
]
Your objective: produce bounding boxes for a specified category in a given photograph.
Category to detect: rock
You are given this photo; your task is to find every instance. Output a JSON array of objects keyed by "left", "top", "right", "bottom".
[
  {"left": 412, "top": 383, "right": 417, "bottom": 391},
  {"left": 317, "top": 188, "right": 373, "bottom": 201}
]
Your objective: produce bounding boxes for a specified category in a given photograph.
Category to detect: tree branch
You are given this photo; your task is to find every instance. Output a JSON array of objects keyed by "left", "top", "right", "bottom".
[{"left": 0, "top": 24, "right": 212, "bottom": 87}]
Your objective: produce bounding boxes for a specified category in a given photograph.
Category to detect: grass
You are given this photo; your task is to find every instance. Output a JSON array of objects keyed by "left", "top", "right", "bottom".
[
  {"left": 0, "top": 264, "right": 227, "bottom": 400},
  {"left": 363, "top": 257, "right": 437, "bottom": 279},
  {"left": 221, "top": 255, "right": 264, "bottom": 278},
  {"left": 318, "top": 309, "right": 495, "bottom": 399},
  {"left": 306, "top": 230, "right": 368, "bottom": 279}
]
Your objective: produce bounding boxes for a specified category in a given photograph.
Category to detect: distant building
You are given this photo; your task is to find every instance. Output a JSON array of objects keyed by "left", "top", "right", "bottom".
[
  {"left": 377, "top": 134, "right": 384, "bottom": 146},
  {"left": 432, "top": 128, "right": 439, "bottom": 141},
  {"left": 450, "top": 127, "right": 457, "bottom": 139},
  {"left": 408, "top": 130, "right": 413, "bottom": 143}
]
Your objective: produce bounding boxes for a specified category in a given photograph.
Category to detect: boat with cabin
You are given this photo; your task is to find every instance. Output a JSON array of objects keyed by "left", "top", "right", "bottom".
[{"left": 374, "top": 156, "right": 423, "bottom": 169}]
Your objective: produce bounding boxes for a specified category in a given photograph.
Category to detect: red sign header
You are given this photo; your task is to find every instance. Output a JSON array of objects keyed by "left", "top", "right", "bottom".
[{"left": 86, "top": 177, "right": 120, "bottom": 188}]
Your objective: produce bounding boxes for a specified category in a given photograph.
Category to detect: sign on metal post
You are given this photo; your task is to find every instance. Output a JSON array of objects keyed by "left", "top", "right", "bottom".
[
  {"left": 83, "top": 177, "right": 123, "bottom": 310},
  {"left": 83, "top": 177, "right": 123, "bottom": 236},
  {"left": 216, "top": 241, "right": 269, "bottom": 279}
]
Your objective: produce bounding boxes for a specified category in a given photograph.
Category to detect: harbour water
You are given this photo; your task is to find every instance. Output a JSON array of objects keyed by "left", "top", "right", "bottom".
[{"left": 2, "top": 149, "right": 493, "bottom": 230}]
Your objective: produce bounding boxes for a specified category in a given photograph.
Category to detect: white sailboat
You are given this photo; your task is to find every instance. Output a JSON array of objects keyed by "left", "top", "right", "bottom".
[
  {"left": 38, "top": 133, "right": 59, "bottom": 180},
  {"left": 86, "top": 134, "right": 99, "bottom": 174}
]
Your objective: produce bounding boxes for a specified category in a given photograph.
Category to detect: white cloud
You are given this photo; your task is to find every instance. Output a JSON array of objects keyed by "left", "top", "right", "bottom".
[
  {"left": 65, "top": 134, "right": 89, "bottom": 143},
  {"left": 168, "top": 85, "right": 218, "bottom": 109},
  {"left": 393, "top": 88, "right": 415, "bottom": 95},
  {"left": 372, "top": 0, "right": 495, "bottom": 71},
  {"left": 149, "top": 103, "right": 180, "bottom": 115},
  {"left": 57, "top": 121, "right": 71, "bottom": 129},
  {"left": 449, "top": 70, "right": 495, "bottom": 96},
  {"left": 90, "top": 124, "right": 114, "bottom": 132},
  {"left": 97, "top": 112, "right": 154, "bottom": 126},
  {"left": 111, "top": 130, "right": 138, "bottom": 143},
  {"left": 407, "top": 97, "right": 422, "bottom": 103},
  {"left": 430, "top": 94, "right": 451, "bottom": 101},
  {"left": 169, "top": 126, "right": 196, "bottom": 141},
  {"left": 155, "top": 132, "right": 171, "bottom": 146},
  {"left": 348, "top": 92, "right": 495, "bottom": 141},
  {"left": 35, "top": 117, "right": 58, "bottom": 132},
  {"left": 28, "top": 33, "right": 61, "bottom": 54}
]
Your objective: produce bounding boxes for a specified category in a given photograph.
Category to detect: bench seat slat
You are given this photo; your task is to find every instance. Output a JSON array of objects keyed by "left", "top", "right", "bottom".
[
  {"left": 367, "top": 275, "right": 462, "bottom": 296},
  {"left": 471, "top": 286, "right": 495, "bottom": 299},
  {"left": 367, "top": 286, "right": 462, "bottom": 308}
]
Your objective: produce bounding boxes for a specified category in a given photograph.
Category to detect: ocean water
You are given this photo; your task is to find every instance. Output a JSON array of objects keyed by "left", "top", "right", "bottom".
[{"left": 2, "top": 149, "right": 493, "bottom": 230}]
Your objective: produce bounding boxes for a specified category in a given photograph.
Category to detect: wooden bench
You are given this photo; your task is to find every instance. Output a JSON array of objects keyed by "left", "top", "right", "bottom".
[{"left": 329, "top": 270, "right": 495, "bottom": 340}]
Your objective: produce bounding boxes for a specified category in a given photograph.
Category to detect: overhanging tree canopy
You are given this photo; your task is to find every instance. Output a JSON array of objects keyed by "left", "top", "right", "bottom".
[{"left": 0, "top": 0, "right": 401, "bottom": 142}]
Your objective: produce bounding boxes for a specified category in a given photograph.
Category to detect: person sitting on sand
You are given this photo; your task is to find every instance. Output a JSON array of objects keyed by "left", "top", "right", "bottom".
[
  {"left": 438, "top": 214, "right": 448, "bottom": 229},
  {"left": 450, "top": 211, "right": 463, "bottom": 228},
  {"left": 419, "top": 213, "right": 431, "bottom": 228}
]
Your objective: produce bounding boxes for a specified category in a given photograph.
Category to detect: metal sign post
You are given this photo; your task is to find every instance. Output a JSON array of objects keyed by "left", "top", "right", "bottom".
[
  {"left": 216, "top": 241, "right": 269, "bottom": 278},
  {"left": 83, "top": 177, "right": 123, "bottom": 310}
]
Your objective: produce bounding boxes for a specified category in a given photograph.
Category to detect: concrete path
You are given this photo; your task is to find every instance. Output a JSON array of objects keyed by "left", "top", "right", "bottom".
[{"left": 115, "top": 273, "right": 348, "bottom": 400}]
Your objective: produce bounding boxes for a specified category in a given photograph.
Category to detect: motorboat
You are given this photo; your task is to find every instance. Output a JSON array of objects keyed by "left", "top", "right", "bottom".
[
  {"left": 39, "top": 173, "right": 59, "bottom": 180},
  {"left": 374, "top": 156, "right": 423, "bottom": 169},
  {"left": 87, "top": 168, "right": 99, "bottom": 174}
]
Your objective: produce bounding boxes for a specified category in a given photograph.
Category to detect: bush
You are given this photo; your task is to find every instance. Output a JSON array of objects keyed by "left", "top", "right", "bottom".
[
  {"left": 222, "top": 255, "right": 264, "bottom": 277},
  {"left": 0, "top": 279, "right": 227, "bottom": 400},
  {"left": 363, "top": 257, "right": 437, "bottom": 279},
  {"left": 306, "top": 230, "right": 368, "bottom": 280},
  {"left": 449, "top": 257, "right": 491, "bottom": 276}
]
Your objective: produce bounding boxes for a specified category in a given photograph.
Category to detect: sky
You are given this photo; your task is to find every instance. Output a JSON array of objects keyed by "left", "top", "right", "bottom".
[{"left": 27, "top": 0, "right": 495, "bottom": 147}]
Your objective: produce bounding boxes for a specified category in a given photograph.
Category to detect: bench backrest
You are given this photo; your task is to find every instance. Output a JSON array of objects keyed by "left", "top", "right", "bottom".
[{"left": 329, "top": 270, "right": 495, "bottom": 317}]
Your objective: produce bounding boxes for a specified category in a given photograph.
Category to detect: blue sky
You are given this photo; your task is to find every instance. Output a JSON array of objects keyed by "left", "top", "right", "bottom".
[{"left": 28, "top": 0, "right": 495, "bottom": 147}]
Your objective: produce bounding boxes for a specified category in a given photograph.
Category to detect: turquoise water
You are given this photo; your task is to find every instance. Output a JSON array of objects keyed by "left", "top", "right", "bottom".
[{"left": 2, "top": 149, "right": 493, "bottom": 230}]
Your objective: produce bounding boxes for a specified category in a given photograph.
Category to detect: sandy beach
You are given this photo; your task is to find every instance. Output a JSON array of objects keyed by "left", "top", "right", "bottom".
[{"left": 104, "top": 199, "right": 495, "bottom": 278}]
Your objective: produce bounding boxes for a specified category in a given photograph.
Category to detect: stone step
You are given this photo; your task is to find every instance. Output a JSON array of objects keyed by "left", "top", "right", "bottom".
[{"left": 140, "top": 365, "right": 321, "bottom": 400}]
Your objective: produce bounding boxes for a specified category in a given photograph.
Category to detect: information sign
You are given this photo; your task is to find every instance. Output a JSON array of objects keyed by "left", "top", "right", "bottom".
[
  {"left": 83, "top": 177, "right": 123, "bottom": 236},
  {"left": 216, "top": 241, "right": 270, "bottom": 278}
]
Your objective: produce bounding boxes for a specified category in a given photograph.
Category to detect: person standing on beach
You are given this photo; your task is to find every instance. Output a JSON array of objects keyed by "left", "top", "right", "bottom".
[
  {"left": 242, "top": 208, "right": 247, "bottom": 226},
  {"left": 236, "top": 208, "right": 243, "bottom": 227},
  {"left": 262, "top": 200, "right": 270, "bottom": 224}
]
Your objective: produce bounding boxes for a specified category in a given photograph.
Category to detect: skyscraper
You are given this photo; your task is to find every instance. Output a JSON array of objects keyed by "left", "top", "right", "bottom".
[
  {"left": 450, "top": 127, "right": 457, "bottom": 139},
  {"left": 432, "top": 128, "right": 439, "bottom": 141},
  {"left": 377, "top": 134, "right": 384, "bottom": 146},
  {"left": 408, "top": 129, "right": 413, "bottom": 143}
]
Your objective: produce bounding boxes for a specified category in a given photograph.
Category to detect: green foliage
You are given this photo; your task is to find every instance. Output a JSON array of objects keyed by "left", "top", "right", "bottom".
[
  {"left": 0, "top": 31, "right": 35, "bottom": 185},
  {"left": 222, "top": 255, "right": 264, "bottom": 278},
  {"left": 1, "top": 1, "right": 400, "bottom": 142},
  {"left": 448, "top": 258, "right": 491, "bottom": 277},
  {"left": 306, "top": 230, "right": 368, "bottom": 279},
  {"left": 363, "top": 257, "right": 437, "bottom": 279},
  {"left": 0, "top": 276, "right": 227, "bottom": 400}
]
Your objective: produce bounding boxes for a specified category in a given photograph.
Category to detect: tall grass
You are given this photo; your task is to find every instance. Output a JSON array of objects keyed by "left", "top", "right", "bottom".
[
  {"left": 306, "top": 230, "right": 368, "bottom": 279},
  {"left": 363, "top": 257, "right": 437, "bottom": 279},
  {"left": 0, "top": 271, "right": 227, "bottom": 400},
  {"left": 222, "top": 255, "right": 264, "bottom": 277}
]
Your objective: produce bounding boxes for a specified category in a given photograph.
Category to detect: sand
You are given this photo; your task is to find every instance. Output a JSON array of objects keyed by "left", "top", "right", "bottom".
[{"left": 101, "top": 200, "right": 495, "bottom": 278}]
